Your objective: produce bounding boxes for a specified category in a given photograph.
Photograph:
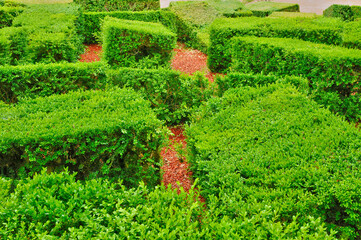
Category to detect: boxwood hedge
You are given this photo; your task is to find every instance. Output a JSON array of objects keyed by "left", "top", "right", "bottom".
[
  {"left": 0, "top": 88, "right": 167, "bottom": 187},
  {"left": 245, "top": 1, "right": 299, "bottom": 17},
  {"left": 187, "top": 83, "right": 361, "bottom": 239},
  {"left": 231, "top": 36, "right": 361, "bottom": 121},
  {"left": 0, "top": 6, "right": 24, "bottom": 28},
  {"left": 73, "top": 0, "right": 159, "bottom": 12}
]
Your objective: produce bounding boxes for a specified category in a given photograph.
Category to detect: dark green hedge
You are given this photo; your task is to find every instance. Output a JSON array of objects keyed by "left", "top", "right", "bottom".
[
  {"left": 323, "top": 4, "right": 354, "bottom": 21},
  {"left": 231, "top": 36, "right": 361, "bottom": 121},
  {"left": 73, "top": 0, "right": 159, "bottom": 12},
  {"left": 0, "top": 169, "right": 334, "bottom": 238},
  {"left": 0, "top": 6, "right": 24, "bottom": 28},
  {"left": 245, "top": 1, "right": 299, "bottom": 17},
  {"left": 108, "top": 68, "right": 215, "bottom": 125},
  {"left": 0, "top": 88, "right": 166, "bottom": 187},
  {"left": 82, "top": 10, "right": 177, "bottom": 44},
  {"left": 351, "top": 5, "right": 361, "bottom": 18},
  {"left": 0, "top": 27, "right": 27, "bottom": 65},
  {"left": 187, "top": 83, "right": 361, "bottom": 239},
  {"left": 102, "top": 17, "right": 176, "bottom": 68},
  {"left": 208, "top": 17, "right": 343, "bottom": 72},
  {"left": 0, "top": 61, "right": 107, "bottom": 103}
]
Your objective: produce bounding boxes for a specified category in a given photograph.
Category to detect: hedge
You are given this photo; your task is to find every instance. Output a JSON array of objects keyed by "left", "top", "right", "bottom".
[
  {"left": 82, "top": 10, "right": 177, "bottom": 44},
  {"left": 102, "top": 17, "right": 176, "bottom": 68},
  {"left": 0, "top": 27, "right": 28, "bottom": 65},
  {"left": 208, "top": 17, "right": 343, "bottom": 72},
  {"left": 245, "top": 1, "right": 299, "bottom": 17},
  {"left": 0, "top": 6, "right": 24, "bottom": 28},
  {"left": 0, "top": 170, "right": 335, "bottom": 238},
  {"left": 11, "top": 3, "right": 83, "bottom": 64},
  {"left": 230, "top": 36, "right": 361, "bottom": 121},
  {"left": 108, "top": 67, "right": 215, "bottom": 125},
  {"left": 269, "top": 11, "right": 319, "bottom": 18},
  {"left": 0, "top": 61, "right": 107, "bottom": 103},
  {"left": 186, "top": 83, "right": 361, "bottom": 239},
  {"left": 0, "top": 88, "right": 167, "bottom": 187},
  {"left": 351, "top": 5, "right": 361, "bottom": 18},
  {"left": 73, "top": 0, "right": 159, "bottom": 12},
  {"left": 323, "top": 4, "right": 354, "bottom": 21},
  {"left": 341, "top": 20, "right": 361, "bottom": 49}
]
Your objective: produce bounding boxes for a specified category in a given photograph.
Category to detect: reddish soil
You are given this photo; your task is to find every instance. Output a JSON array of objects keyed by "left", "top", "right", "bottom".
[{"left": 79, "top": 44, "right": 102, "bottom": 62}]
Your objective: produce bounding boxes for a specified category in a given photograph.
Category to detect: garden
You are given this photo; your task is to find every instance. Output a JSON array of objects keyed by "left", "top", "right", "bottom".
[{"left": 1, "top": 0, "right": 361, "bottom": 238}]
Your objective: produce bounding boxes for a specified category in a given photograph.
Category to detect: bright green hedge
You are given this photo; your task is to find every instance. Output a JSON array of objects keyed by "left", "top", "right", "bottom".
[
  {"left": 0, "top": 6, "right": 24, "bottom": 28},
  {"left": 11, "top": 3, "right": 83, "bottom": 64},
  {"left": 82, "top": 10, "right": 177, "bottom": 44},
  {"left": 108, "top": 68, "right": 215, "bottom": 125},
  {"left": 0, "top": 61, "right": 107, "bottom": 103},
  {"left": 269, "top": 11, "right": 319, "bottom": 18},
  {"left": 208, "top": 17, "right": 343, "bottom": 72},
  {"left": 0, "top": 88, "right": 166, "bottom": 187},
  {"left": 187, "top": 83, "right": 361, "bottom": 239},
  {"left": 102, "top": 17, "right": 176, "bottom": 68},
  {"left": 230, "top": 36, "right": 361, "bottom": 121},
  {"left": 0, "top": 27, "right": 28, "bottom": 65},
  {"left": 73, "top": 0, "right": 159, "bottom": 12},
  {"left": 323, "top": 4, "right": 354, "bottom": 21},
  {"left": 245, "top": 1, "right": 299, "bottom": 17},
  {"left": 0, "top": 170, "right": 335, "bottom": 238}
]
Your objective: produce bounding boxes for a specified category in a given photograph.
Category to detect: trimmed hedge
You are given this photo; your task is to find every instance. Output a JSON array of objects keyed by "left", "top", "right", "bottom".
[
  {"left": 208, "top": 17, "right": 343, "bottom": 72},
  {"left": 351, "top": 5, "right": 361, "bottom": 18},
  {"left": 245, "top": 1, "right": 299, "bottom": 17},
  {"left": 0, "top": 27, "right": 28, "bottom": 65},
  {"left": 82, "top": 10, "right": 177, "bottom": 44},
  {"left": 342, "top": 20, "right": 361, "bottom": 49},
  {"left": 323, "top": 4, "right": 354, "bottom": 21},
  {"left": 0, "top": 170, "right": 335, "bottom": 238},
  {"left": 108, "top": 67, "right": 215, "bottom": 125},
  {"left": 102, "top": 17, "right": 176, "bottom": 68},
  {"left": 0, "top": 6, "right": 24, "bottom": 28},
  {"left": 73, "top": 0, "right": 159, "bottom": 12},
  {"left": 0, "top": 88, "right": 166, "bottom": 187},
  {"left": 269, "top": 11, "right": 319, "bottom": 18},
  {"left": 186, "top": 83, "right": 361, "bottom": 239},
  {"left": 0, "top": 61, "right": 107, "bottom": 103},
  {"left": 231, "top": 36, "right": 361, "bottom": 121}
]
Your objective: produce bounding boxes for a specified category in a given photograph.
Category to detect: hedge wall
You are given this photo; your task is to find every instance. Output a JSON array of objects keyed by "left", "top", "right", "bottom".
[
  {"left": 102, "top": 17, "right": 176, "bottom": 68},
  {"left": 208, "top": 17, "right": 343, "bottom": 72},
  {"left": 245, "top": 1, "right": 299, "bottom": 17},
  {"left": 0, "top": 6, "right": 24, "bottom": 28},
  {"left": 323, "top": 4, "right": 354, "bottom": 21},
  {"left": 0, "top": 61, "right": 107, "bottom": 103},
  {"left": 73, "top": 0, "right": 159, "bottom": 12},
  {"left": 230, "top": 36, "right": 361, "bottom": 121},
  {"left": 0, "top": 27, "right": 27, "bottom": 65},
  {"left": 82, "top": 10, "right": 177, "bottom": 44},
  {"left": 0, "top": 88, "right": 166, "bottom": 187},
  {"left": 186, "top": 83, "right": 361, "bottom": 239}
]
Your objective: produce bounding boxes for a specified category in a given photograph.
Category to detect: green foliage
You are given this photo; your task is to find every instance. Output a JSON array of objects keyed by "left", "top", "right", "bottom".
[
  {"left": 186, "top": 83, "right": 361, "bottom": 239},
  {"left": 323, "top": 4, "right": 354, "bottom": 21},
  {"left": 73, "top": 0, "right": 159, "bottom": 12},
  {"left": 206, "top": 0, "right": 245, "bottom": 16},
  {"left": 0, "top": 61, "right": 107, "bottom": 103},
  {"left": 11, "top": 3, "right": 84, "bottom": 64},
  {"left": 208, "top": 17, "right": 344, "bottom": 72},
  {"left": 102, "top": 17, "right": 176, "bottom": 68},
  {"left": 341, "top": 20, "right": 361, "bottom": 49},
  {"left": 0, "top": 169, "right": 335, "bottom": 239},
  {"left": 245, "top": 1, "right": 299, "bottom": 17},
  {"left": 82, "top": 10, "right": 177, "bottom": 44},
  {"left": 107, "top": 68, "right": 215, "bottom": 125},
  {"left": 0, "top": 6, "right": 24, "bottom": 28},
  {"left": 231, "top": 36, "right": 361, "bottom": 121},
  {"left": 351, "top": 5, "right": 361, "bottom": 18},
  {"left": 0, "top": 27, "right": 28, "bottom": 65},
  {"left": 0, "top": 88, "right": 167, "bottom": 187},
  {"left": 269, "top": 11, "right": 319, "bottom": 18}
]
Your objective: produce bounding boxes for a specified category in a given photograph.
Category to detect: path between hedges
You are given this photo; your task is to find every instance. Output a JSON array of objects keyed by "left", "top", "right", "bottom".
[{"left": 80, "top": 43, "right": 215, "bottom": 198}]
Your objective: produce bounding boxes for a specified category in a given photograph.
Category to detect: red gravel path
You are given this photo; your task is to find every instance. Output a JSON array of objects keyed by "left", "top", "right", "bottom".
[{"left": 79, "top": 44, "right": 102, "bottom": 62}]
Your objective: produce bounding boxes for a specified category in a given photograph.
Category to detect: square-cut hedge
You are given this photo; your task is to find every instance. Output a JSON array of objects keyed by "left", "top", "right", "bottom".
[
  {"left": 0, "top": 88, "right": 166, "bottom": 187},
  {"left": 245, "top": 1, "right": 299, "bottom": 17},
  {"left": 73, "top": 0, "right": 159, "bottom": 12},
  {"left": 186, "top": 83, "right": 361, "bottom": 239},
  {"left": 208, "top": 17, "right": 343, "bottom": 72},
  {"left": 0, "top": 6, "right": 24, "bottom": 28},
  {"left": 102, "top": 17, "right": 176, "bottom": 68},
  {"left": 231, "top": 36, "right": 361, "bottom": 121},
  {"left": 0, "top": 27, "right": 28, "bottom": 65},
  {"left": 323, "top": 4, "right": 354, "bottom": 21},
  {"left": 82, "top": 10, "right": 177, "bottom": 44}
]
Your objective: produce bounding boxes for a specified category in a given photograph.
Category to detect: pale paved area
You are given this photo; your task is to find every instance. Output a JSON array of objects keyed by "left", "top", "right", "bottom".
[{"left": 160, "top": 0, "right": 361, "bottom": 14}]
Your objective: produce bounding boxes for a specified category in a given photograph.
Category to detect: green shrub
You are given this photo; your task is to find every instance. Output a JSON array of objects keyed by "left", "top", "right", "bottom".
[
  {"left": 269, "top": 11, "right": 319, "bottom": 18},
  {"left": 208, "top": 17, "right": 343, "bottom": 72},
  {"left": 107, "top": 68, "right": 215, "bottom": 125},
  {"left": 215, "top": 72, "right": 309, "bottom": 96},
  {"left": 231, "top": 36, "right": 361, "bottom": 121},
  {"left": 0, "top": 61, "right": 107, "bottom": 103},
  {"left": 341, "top": 20, "right": 361, "bottom": 49},
  {"left": 206, "top": 0, "right": 245, "bottom": 16},
  {"left": 351, "top": 5, "right": 361, "bottom": 18},
  {"left": 102, "top": 17, "right": 176, "bottom": 68},
  {"left": 245, "top": 1, "right": 299, "bottom": 17},
  {"left": 324, "top": 4, "right": 354, "bottom": 21},
  {"left": 0, "top": 6, "right": 24, "bottom": 28},
  {"left": 186, "top": 83, "right": 361, "bottom": 239},
  {"left": 0, "top": 27, "right": 28, "bottom": 65},
  {"left": 73, "top": 0, "right": 159, "bottom": 12},
  {"left": 0, "top": 34, "right": 10, "bottom": 65},
  {"left": 82, "top": 10, "right": 177, "bottom": 44},
  {"left": 0, "top": 88, "right": 166, "bottom": 187}
]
